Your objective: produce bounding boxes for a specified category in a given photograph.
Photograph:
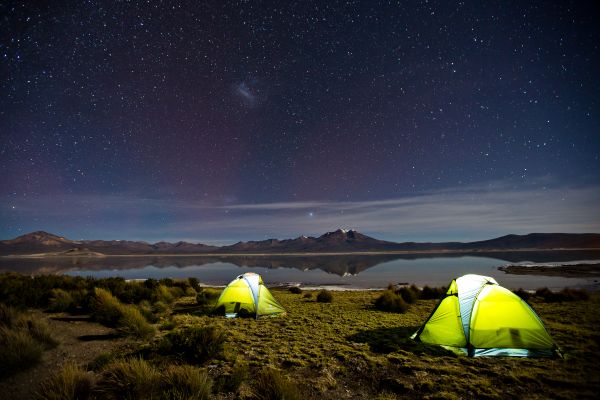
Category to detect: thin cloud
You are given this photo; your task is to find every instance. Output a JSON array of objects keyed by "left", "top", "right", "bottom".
[{"left": 2, "top": 182, "right": 599, "bottom": 243}]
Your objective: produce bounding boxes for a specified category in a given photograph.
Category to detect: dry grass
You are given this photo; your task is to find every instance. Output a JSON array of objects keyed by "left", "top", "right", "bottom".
[{"left": 37, "top": 362, "right": 94, "bottom": 400}]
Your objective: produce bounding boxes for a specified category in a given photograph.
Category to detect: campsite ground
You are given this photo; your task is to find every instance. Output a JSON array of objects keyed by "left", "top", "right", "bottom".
[{"left": 1, "top": 288, "right": 599, "bottom": 399}]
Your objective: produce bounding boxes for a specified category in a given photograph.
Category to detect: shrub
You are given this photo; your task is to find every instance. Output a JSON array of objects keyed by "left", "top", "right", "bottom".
[
  {"left": 0, "top": 326, "right": 44, "bottom": 377},
  {"left": 164, "top": 325, "right": 226, "bottom": 364},
  {"left": 25, "top": 318, "right": 58, "bottom": 349},
  {"left": 536, "top": 287, "right": 590, "bottom": 303},
  {"left": 188, "top": 278, "right": 201, "bottom": 292},
  {"left": 137, "top": 300, "right": 159, "bottom": 323},
  {"left": 289, "top": 287, "right": 302, "bottom": 294},
  {"left": 420, "top": 286, "right": 446, "bottom": 300},
  {"left": 316, "top": 290, "right": 333, "bottom": 303},
  {"left": 37, "top": 362, "right": 94, "bottom": 400},
  {"left": 253, "top": 367, "right": 301, "bottom": 400},
  {"left": 217, "top": 360, "right": 248, "bottom": 394},
  {"left": 196, "top": 288, "right": 220, "bottom": 306},
  {"left": 154, "top": 285, "right": 175, "bottom": 304},
  {"left": 0, "top": 303, "right": 19, "bottom": 327},
  {"left": 162, "top": 364, "right": 212, "bottom": 400},
  {"left": 397, "top": 287, "right": 419, "bottom": 304},
  {"left": 513, "top": 288, "right": 530, "bottom": 301},
  {"left": 48, "top": 289, "right": 74, "bottom": 312},
  {"left": 88, "top": 353, "right": 114, "bottom": 372},
  {"left": 374, "top": 290, "right": 409, "bottom": 313},
  {"left": 92, "top": 288, "right": 123, "bottom": 326},
  {"left": 117, "top": 304, "right": 155, "bottom": 339},
  {"left": 98, "top": 358, "right": 161, "bottom": 399}
]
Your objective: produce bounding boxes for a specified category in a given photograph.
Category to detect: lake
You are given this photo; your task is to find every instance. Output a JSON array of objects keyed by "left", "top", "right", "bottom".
[{"left": 2, "top": 250, "right": 599, "bottom": 290}]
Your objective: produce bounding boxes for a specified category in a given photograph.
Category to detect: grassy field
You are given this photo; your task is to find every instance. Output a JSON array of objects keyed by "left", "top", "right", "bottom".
[{"left": 0, "top": 274, "right": 599, "bottom": 399}]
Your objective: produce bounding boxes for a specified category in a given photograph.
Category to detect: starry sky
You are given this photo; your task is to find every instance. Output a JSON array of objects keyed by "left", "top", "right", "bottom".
[{"left": 1, "top": 1, "right": 599, "bottom": 243}]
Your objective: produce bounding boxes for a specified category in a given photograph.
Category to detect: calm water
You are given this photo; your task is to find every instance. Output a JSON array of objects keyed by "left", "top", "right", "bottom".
[{"left": 2, "top": 251, "right": 599, "bottom": 290}]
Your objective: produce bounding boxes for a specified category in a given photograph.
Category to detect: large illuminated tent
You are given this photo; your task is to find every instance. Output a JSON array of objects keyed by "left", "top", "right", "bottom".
[
  {"left": 215, "top": 272, "right": 286, "bottom": 318},
  {"left": 412, "top": 274, "right": 559, "bottom": 357}
]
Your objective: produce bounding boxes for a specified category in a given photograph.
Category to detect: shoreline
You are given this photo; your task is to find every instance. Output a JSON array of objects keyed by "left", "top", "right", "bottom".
[{"left": 4, "top": 247, "right": 600, "bottom": 259}]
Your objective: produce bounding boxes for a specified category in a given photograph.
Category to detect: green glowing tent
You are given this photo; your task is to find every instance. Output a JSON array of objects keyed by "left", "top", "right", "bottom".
[
  {"left": 412, "top": 274, "right": 559, "bottom": 357},
  {"left": 215, "top": 272, "right": 286, "bottom": 318}
]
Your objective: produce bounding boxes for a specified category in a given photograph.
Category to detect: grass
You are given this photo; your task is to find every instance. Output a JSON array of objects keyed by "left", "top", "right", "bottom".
[
  {"left": 162, "top": 324, "right": 227, "bottom": 364},
  {"left": 253, "top": 367, "right": 301, "bottom": 400},
  {"left": 1, "top": 274, "right": 599, "bottom": 399},
  {"left": 97, "top": 357, "right": 161, "bottom": 399},
  {"left": 37, "top": 362, "right": 94, "bottom": 400},
  {"left": 0, "top": 304, "right": 58, "bottom": 377},
  {"left": 92, "top": 288, "right": 154, "bottom": 338},
  {"left": 162, "top": 364, "right": 212, "bottom": 400},
  {"left": 316, "top": 289, "right": 333, "bottom": 303},
  {"left": 373, "top": 290, "right": 409, "bottom": 313}
]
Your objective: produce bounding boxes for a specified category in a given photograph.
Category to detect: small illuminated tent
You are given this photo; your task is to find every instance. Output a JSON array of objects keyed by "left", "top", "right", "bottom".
[
  {"left": 215, "top": 272, "right": 286, "bottom": 318},
  {"left": 412, "top": 274, "right": 558, "bottom": 357}
]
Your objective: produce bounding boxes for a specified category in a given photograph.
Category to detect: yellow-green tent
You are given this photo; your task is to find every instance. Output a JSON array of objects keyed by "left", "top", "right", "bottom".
[
  {"left": 215, "top": 272, "right": 286, "bottom": 318},
  {"left": 412, "top": 274, "right": 559, "bottom": 357}
]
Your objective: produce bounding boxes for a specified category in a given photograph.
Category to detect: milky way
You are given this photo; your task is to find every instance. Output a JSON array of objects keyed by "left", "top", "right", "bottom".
[{"left": 1, "top": 1, "right": 599, "bottom": 242}]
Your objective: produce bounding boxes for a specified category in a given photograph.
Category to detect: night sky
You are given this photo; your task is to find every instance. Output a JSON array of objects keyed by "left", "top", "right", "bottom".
[{"left": 1, "top": 1, "right": 599, "bottom": 243}]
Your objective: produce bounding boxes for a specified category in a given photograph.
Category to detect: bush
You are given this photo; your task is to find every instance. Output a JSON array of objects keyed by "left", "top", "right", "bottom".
[
  {"left": 316, "top": 290, "right": 333, "bottom": 303},
  {"left": 162, "top": 364, "right": 212, "bottom": 400},
  {"left": 48, "top": 289, "right": 74, "bottom": 312},
  {"left": 117, "top": 304, "right": 155, "bottom": 339},
  {"left": 92, "top": 288, "right": 154, "bottom": 338},
  {"left": 0, "top": 326, "right": 44, "bottom": 376},
  {"left": 374, "top": 290, "right": 409, "bottom": 313},
  {"left": 217, "top": 360, "right": 248, "bottom": 394},
  {"left": 513, "top": 288, "right": 530, "bottom": 301},
  {"left": 26, "top": 318, "right": 58, "bottom": 349},
  {"left": 535, "top": 287, "right": 589, "bottom": 303},
  {"left": 420, "top": 286, "right": 446, "bottom": 300},
  {"left": 37, "top": 362, "right": 94, "bottom": 400},
  {"left": 164, "top": 325, "right": 226, "bottom": 364},
  {"left": 92, "top": 288, "right": 123, "bottom": 326},
  {"left": 154, "top": 285, "right": 175, "bottom": 304},
  {"left": 196, "top": 288, "right": 220, "bottom": 306},
  {"left": 188, "top": 278, "right": 201, "bottom": 292},
  {"left": 253, "top": 367, "right": 301, "bottom": 400},
  {"left": 98, "top": 358, "right": 161, "bottom": 399},
  {"left": 289, "top": 287, "right": 302, "bottom": 294},
  {"left": 397, "top": 287, "right": 419, "bottom": 304}
]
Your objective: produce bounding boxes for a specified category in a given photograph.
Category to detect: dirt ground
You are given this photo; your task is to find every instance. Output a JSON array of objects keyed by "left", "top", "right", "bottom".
[{"left": 0, "top": 311, "right": 133, "bottom": 400}]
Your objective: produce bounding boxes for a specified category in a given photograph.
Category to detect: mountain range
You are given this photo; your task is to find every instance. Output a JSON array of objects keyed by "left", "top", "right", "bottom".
[{"left": 1, "top": 230, "right": 599, "bottom": 256}]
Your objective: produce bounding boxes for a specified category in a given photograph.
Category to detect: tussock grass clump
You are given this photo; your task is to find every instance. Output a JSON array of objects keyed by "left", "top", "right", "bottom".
[
  {"left": 92, "top": 288, "right": 154, "bottom": 338},
  {"left": 513, "top": 288, "right": 530, "bottom": 301},
  {"left": 374, "top": 290, "right": 409, "bottom": 313},
  {"left": 92, "top": 288, "right": 123, "bottom": 326},
  {"left": 117, "top": 304, "right": 155, "bottom": 339},
  {"left": 535, "top": 287, "right": 589, "bottom": 302},
  {"left": 253, "top": 367, "right": 301, "bottom": 400},
  {"left": 0, "top": 305, "right": 58, "bottom": 377},
  {"left": 0, "top": 326, "right": 44, "bottom": 376},
  {"left": 98, "top": 357, "right": 161, "bottom": 399},
  {"left": 162, "top": 364, "right": 212, "bottom": 400},
  {"left": 37, "top": 362, "right": 94, "bottom": 400},
  {"left": 288, "top": 287, "right": 302, "bottom": 294},
  {"left": 48, "top": 288, "right": 74, "bottom": 312},
  {"left": 217, "top": 360, "right": 249, "bottom": 394},
  {"left": 316, "top": 290, "right": 333, "bottom": 303},
  {"left": 419, "top": 286, "right": 446, "bottom": 300},
  {"left": 154, "top": 285, "right": 175, "bottom": 304},
  {"left": 196, "top": 288, "right": 220, "bottom": 306},
  {"left": 163, "top": 324, "right": 226, "bottom": 364},
  {"left": 397, "top": 286, "right": 419, "bottom": 304}
]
